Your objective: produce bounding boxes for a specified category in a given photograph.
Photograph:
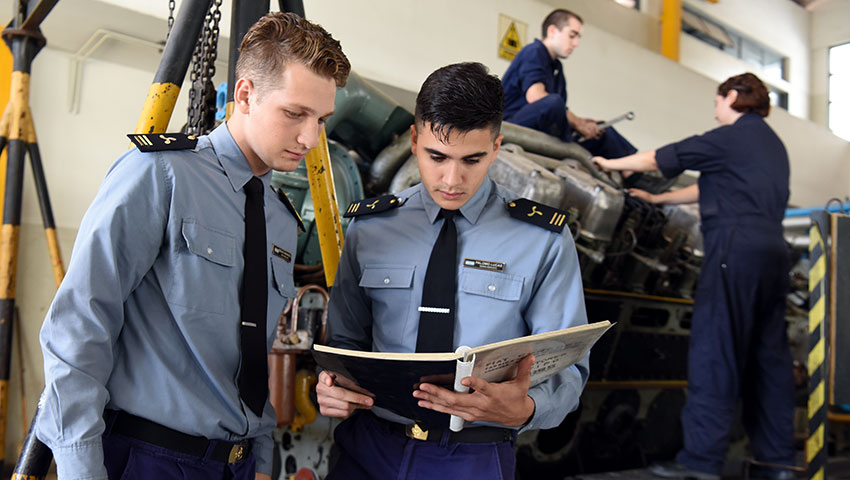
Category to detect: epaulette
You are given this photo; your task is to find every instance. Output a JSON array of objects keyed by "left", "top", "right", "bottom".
[
  {"left": 277, "top": 190, "right": 305, "bottom": 233},
  {"left": 127, "top": 133, "right": 198, "bottom": 152},
  {"left": 506, "top": 198, "right": 569, "bottom": 233},
  {"left": 343, "top": 195, "right": 403, "bottom": 218}
]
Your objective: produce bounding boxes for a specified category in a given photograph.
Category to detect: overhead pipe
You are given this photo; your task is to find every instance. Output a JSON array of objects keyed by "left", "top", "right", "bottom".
[
  {"left": 500, "top": 122, "right": 619, "bottom": 188},
  {"left": 373, "top": 121, "right": 617, "bottom": 195},
  {"left": 225, "top": 0, "right": 267, "bottom": 119},
  {"left": 134, "top": 0, "right": 212, "bottom": 135},
  {"left": 368, "top": 129, "right": 411, "bottom": 193}
]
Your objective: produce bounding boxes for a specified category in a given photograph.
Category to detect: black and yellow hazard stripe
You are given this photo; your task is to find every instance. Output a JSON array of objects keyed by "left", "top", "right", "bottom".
[
  {"left": 0, "top": 66, "right": 36, "bottom": 475},
  {"left": 807, "top": 216, "right": 828, "bottom": 480}
]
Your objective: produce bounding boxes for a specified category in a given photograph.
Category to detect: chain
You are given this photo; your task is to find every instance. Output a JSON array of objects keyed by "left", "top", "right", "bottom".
[
  {"left": 166, "top": 0, "right": 175, "bottom": 41},
  {"left": 185, "top": 0, "right": 222, "bottom": 136}
]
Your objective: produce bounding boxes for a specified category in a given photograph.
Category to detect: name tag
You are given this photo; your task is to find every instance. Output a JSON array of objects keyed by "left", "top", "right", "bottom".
[
  {"left": 272, "top": 244, "right": 292, "bottom": 262},
  {"left": 462, "top": 258, "right": 505, "bottom": 272}
]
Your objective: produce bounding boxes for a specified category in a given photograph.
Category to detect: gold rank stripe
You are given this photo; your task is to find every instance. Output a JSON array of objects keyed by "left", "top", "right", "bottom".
[
  {"left": 347, "top": 202, "right": 360, "bottom": 214},
  {"left": 807, "top": 423, "right": 824, "bottom": 463},
  {"left": 809, "top": 295, "right": 824, "bottom": 334},
  {"left": 549, "top": 212, "right": 566, "bottom": 227},
  {"left": 809, "top": 380, "right": 824, "bottom": 420},
  {"left": 134, "top": 134, "right": 153, "bottom": 146},
  {"left": 808, "top": 338, "right": 824, "bottom": 378}
]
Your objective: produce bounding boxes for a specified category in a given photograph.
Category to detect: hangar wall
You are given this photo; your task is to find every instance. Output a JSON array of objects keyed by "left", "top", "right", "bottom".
[{"left": 0, "top": 0, "right": 848, "bottom": 463}]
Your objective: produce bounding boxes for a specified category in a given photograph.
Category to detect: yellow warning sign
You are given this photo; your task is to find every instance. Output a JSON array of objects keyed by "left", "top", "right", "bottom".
[{"left": 498, "top": 14, "right": 526, "bottom": 61}]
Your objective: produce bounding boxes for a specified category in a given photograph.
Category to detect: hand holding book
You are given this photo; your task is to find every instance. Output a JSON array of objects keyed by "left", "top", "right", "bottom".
[
  {"left": 313, "top": 321, "right": 612, "bottom": 429},
  {"left": 316, "top": 370, "right": 375, "bottom": 419},
  {"left": 412, "top": 353, "right": 537, "bottom": 429}
]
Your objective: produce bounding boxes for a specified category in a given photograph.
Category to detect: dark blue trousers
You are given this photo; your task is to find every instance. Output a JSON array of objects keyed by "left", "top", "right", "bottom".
[
  {"left": 504, "top": 93, "right": 638, "bottom": 159},
  {"left": 327, "top": 412, "right": 517, "bottom": 480},
  {"left": 676, "top": 223, "right": 795, "bottom": 475},
  {"left": 102, "top": 428, "right": 257, "bottom": 480}
]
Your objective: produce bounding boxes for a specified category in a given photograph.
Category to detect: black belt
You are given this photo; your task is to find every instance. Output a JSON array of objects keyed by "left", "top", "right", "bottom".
[
  {"left": 105, "top": 410, "right": 251, "bottom": 464},
  {"left": 373, "top": 414, "right": 514, "bottom": 444}
]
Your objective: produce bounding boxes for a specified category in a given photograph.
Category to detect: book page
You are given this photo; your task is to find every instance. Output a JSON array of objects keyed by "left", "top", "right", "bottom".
[{"left": 468, "top": 321, "right": 611, "bottom": 386}]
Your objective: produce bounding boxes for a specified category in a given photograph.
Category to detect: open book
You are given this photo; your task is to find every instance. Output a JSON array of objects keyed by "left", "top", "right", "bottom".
[{"left": 312, "top": 320, "right": 611, "bottom": 431}]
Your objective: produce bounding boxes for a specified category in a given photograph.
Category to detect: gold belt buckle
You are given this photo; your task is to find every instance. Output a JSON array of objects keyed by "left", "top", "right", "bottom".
[
  {"left": 228, "top": 443, "right": 245, "bottom": 463},
  {"left": 405, "top": 423, "right": 429, "bottom": 441}
]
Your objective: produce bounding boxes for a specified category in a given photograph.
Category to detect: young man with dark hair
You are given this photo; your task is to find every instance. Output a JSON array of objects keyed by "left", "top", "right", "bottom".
[
  {"left": 316, "top": 62, "right": 588, "bottom": 478},
  {"left": 502, "top": 8, "right": 637, "bottom": 159},
  {"left": 36, "top": 12, "right": 349, "bottom": 480}
]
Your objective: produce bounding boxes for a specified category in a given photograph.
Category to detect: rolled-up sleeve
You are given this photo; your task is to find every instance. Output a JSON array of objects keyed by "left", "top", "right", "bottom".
[
  {"left": 656, "top": 128, "right": 729, "bottom": 179},
  {"left": 519, "top": 48, "right": 553, "bottom": 94},
  {"left": 36, "top": 150, "right": 169, "bottom": 480}
]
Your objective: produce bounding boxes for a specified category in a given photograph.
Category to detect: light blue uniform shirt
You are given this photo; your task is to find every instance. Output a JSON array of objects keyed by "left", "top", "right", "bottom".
[
  {"left": 37, "top": 124, "right": 298, "bottom": 480},
  {"left": 328, "top": 177, "right": 589, "bottom": 432}
]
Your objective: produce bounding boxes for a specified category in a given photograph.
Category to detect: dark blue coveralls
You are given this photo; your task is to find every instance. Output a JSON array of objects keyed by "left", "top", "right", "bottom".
[
  {"left": 501, "top": 39, "right": 637, "bottom": 159},
  {"left": 654, "top": 113, "right": 795, "bottom": 476}
]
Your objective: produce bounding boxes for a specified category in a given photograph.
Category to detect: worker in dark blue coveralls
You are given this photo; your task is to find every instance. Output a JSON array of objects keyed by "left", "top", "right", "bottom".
[
  {"left": 501, "top": 8, "right": 637, "bottom": 159},
  {"left": 316, "top": 62, "right": 588, "bottom": 479},
  {"left": 594, "top": 72, "right": 795, "bottom": 480}
]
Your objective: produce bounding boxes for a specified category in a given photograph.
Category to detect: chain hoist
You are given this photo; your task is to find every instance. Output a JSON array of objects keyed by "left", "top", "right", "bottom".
[
  {"left": 166, "top": 0, "right": 175, "bottom": 41},
  {"left": 185, "top": 0, "right": 222, "bottom": 137}
]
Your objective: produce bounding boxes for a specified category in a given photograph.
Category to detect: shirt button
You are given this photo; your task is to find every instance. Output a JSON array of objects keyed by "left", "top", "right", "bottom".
[
  {"left": 207, "top": 247, "right": 213, "bottom": 255},
  {"left": 488, "top": 284, "right": 496, "bottom": 292},
  {"left": 383, "top": 277, "right": 391, "bottom": 284},
  {"left": 280, "top": 284, "right": 285, "bottom": 290}
]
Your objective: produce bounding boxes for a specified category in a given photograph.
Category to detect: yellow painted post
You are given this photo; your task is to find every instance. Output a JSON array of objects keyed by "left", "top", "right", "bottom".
[
  {"left": 133, "top": 82, "right": 182, "bottom": 135},
  {"left": 304, "top": 129, "right": 344, "bottom": 286},
  {"left": 0, "top": 41, "right": 10, "bottom": 215},
  {"left": 661, "top": 0, "right": 682, "bottom": 62}
]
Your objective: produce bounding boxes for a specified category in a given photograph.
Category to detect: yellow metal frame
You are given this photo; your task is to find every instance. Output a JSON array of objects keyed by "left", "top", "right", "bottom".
[
  {"left": 586, "top": 380, "right": 687, "bottom": 389},
  {"left": 583, "top": 287, "right": 694, "bottom": 305},
  {"left": 661, "top": 0, "right": 682, "bottom": 62},
  {"left": 304, "top": 129, "right": 344, "bottom": 286},
  {"left": 133, "top": 82, "right": 181, "bottom": 136}
]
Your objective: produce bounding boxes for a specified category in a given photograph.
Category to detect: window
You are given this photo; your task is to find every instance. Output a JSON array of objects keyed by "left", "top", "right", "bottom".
[
  {"left": 681, "top": 6, "right": 789, "bottom": 90},
  {"left": 613, "top": 0, "right": 640, "bottom": 8},
  {"left": 829, "top": 42, "right": 850, "bottom": 141}
]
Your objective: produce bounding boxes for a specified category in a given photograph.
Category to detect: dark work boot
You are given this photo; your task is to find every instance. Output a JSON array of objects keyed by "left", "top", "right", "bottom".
[
  {"left": 648, "top": 461, "right": 721, "bottom": 480},
  {"left": 749, "top": 465, "right": 797, "bottom": 479}
]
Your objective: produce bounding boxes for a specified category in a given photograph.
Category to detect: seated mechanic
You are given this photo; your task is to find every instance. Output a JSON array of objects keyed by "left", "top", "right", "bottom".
[{"left": 502, "top": 8, "right": 637, "bottom": 159}]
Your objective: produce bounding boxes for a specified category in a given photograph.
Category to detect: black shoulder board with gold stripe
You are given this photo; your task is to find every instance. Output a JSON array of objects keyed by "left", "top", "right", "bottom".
[
  {"left": 277, "top": 190, "right": 305, "bottom": 233},
  {"left": 343, "top": 195, "right": 402, "bottom": 218},
  {"left": 127, "top": 133, "right": 198, "bottom": 152},
  {"left": 506, "top": 198, "right": 569, "bottom": 233}
]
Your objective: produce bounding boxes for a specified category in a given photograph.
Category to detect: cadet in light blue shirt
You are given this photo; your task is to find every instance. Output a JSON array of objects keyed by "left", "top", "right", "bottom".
[
  {"left": 317, "top": 62, "right": 588, "bottom": 479},
  {"left": 36, "top": 13, "right": 350, "bottom": 480}
]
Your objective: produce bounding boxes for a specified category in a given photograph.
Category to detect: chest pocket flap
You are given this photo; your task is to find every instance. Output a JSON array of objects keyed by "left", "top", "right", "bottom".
[
  {"left": 271, "top": 255, "right": 297, "bottom": 298},
  {"left": 461, "top": 269, "right": 523, "bottom": 301},
  {"left": 360, "top": 265, "right": 415, "bottom": 289},
  {"left": 182, "top": 221, "right": 236, "bottom": 267}
]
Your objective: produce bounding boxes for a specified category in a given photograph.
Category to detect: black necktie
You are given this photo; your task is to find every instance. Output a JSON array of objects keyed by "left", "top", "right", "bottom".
[
  {"left": 238, "top": 176, "right": 268, "bottom": 416},
  {"left": 416, "top": 209, "right": 458, "bottom": 353}
]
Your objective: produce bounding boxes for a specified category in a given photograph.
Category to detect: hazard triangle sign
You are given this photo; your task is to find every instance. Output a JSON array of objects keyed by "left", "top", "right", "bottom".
[{"left": 499, "top": 22, "right": 522, "bottom": 60}]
